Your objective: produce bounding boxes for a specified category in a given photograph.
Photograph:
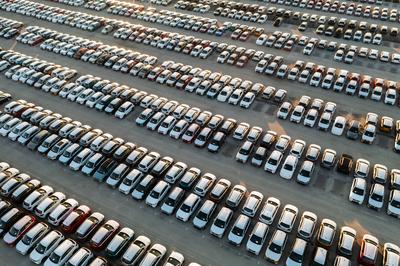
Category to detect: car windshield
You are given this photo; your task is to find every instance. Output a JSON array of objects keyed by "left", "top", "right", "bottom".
[
  {"left": 353, "top": 187, "right": 364, "bottom": 195},
  {"left": 371, "top": 193, "right": 383, "bottom": 201},
  {"left": 8, "top": 227, "right": 19, "bottom": 237},
  {"left": 365, "top": 131, "right": 374, "bottom": 137},
  {"left": 35, "top": 244, "right": 46, "bottom": 254},
  {"left": 300, "top": 169, "right": 310, "bottom": 177},
  {"left": 214, "top": 219, "right": 226, "bottom": 228},
  {"left": 150, "top": 191, "right": 160, "bottom": 198},
  {"left": 250, "top": 234, "right": 262, "bottom": 244},
  {"left": 22, "top": 235, "right": 32, "bottom": 245},
  {"left": 289, "top": 251, "right": 303, "bottom": 263},
  {"left": 50, "top": 253, "right": 61, "bottom": 263},
  {"left": 123, "top": 178, "right": 132, "bottom": 186},
  {"left": 284, "top": 164, "right": 293, "bottom": 171},
  {"left": 231, "top": 226, "right": 243, "bottom": 236},
  {"left": 181, "top": 204, "right": 191, "bottom": 212},
  {"left": 268, "top": 158, "right": 277, "bottom": 165},
  {"left": 165, "top": 198, "right": 175, "bottom": 206},
  {"left": 391, "top": 199, "right": 400, "bottom": 208},
  {"left": 196, "top": 211, "right": 208, "bottom": 221},
  {"left": 269, "top": 243, "right": 282, "bottom": 253}
]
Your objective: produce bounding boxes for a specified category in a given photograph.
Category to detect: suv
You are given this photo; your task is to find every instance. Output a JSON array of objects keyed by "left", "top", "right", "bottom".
[{"left": 210, "top": 207, "right": 233, "bottom": 238}]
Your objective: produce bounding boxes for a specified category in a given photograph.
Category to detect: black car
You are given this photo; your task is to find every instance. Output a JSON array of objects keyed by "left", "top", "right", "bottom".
[
  {"left": 10, "top": 179, "right": 41, "bottom": 203},
  {"left": 104, "top": 98, "right": 123, "bottom": 114},
  {"left": 131, "top": 175, "right": 157, "bottom": 200},
  {"left": 346, "top": 120, "right": 361, "bottom": 140},
  {"left": 0, "top": 208, "right": 23, "bottom": 236},
  {"left": 102, "top": 139, "right": 123, "bottom": 157},
  {"left": 337, "top": 154, "right": 354, "bottom": 175},
  {"left": 93, "top": 158, "right": 118, "bottom": 182},
  {"left": 95, "top": 95, "right": 114, "bottom": 112},
  {"left": 207, "top": 132, "right": 226, "bottom": 153},
  {"left": 273, "top": 17, "right": 283, "bottom": 27},
  {"left": 135, "top": 109, "right": 154, "bottom": 126},
  {"left": 0, "top": 93, "right": 11, "bottom": 104},
  {"left": 27, "top": 130, "right": 50, "bottom": 150},
  {"left": 113, "top": 144, "right": 135, "bottom": 162},
  {"left": 260, "top": 132, "right": 277, "bottom": 149},
  {"left": 0, "top": 200, "right": 12, "bottom": 217}
]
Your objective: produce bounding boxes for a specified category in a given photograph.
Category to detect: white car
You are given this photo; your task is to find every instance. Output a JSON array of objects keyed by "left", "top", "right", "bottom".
[
  {"left": 318, "top": 112, "right": 332, "bottom": 131},
  {"left": 241, "top": 191, "right": 263, "bottom": 217},
  {"left": 275, "top": 135, "right": 291, "bottom": 152},
  {"left": 264, "top": 150, "right": 283, "bottom": 173},
  {"left": 210, "top": 207, "right": 233, "bottom": 238},
  {"left": 145, "top": 180, "right": 171, "bottom": 208},
  {"left": 383, "top": 243, "right": 400, "bottom": 266},
  {"left": 118, "top": 169, "right": 143, "bottom": 195},
  {"left": 289, "top": 105, "right": 305, "bottom": 123},
  {"left": 35, "top": 192, "right": 66, "bottom": 218},
  {"left": 296, "top": 161, "right": 315, "bottom": 185},
  {"left": 387, "top": 189, "right": 400, "bottom": 218},
  {"left": 246, "top": 222, "right": 269, "bottom": 255},
  {"left": 115, "top": 102, "right": 134, "bottom": 119},
  {"left": 235, "top": 141, "right": 254, "bottom": 163},
  {"left": 361, "top": 124, "right": 376, "bottom": 144},
  {"left": 286, "top": 238, "right": 308, "bottom": 266},
  {"left": 297, "top": 211, "right": 318, "bottom": 241},
  {"left": 164, "top": 251, "right": 185, "bottom": 266},
  {"left": 48, "top": 198, "right": 79, "bottom": 226},
  {"left": 239, "top": 92, "right": 256, "bottom": 108},
  {"left": 139, "top": 244, "right": 167, "bottom": 266},
  {"left": 303, "top": 109, "right": 318, "bottom": 127},
  {"left": 265, "top": 230, "right": 288, "bottom": 264},
  {"left": 277, "top": 204, "right": 298, "bottom": 233},
  {"left": 29, "top": 230, "right": 65, "bottom": 264},
  {"left": 175, "top": 193, "right": 201, "bottom": 222},
  {"left": 331, "top": 116, "right": 347, "bottom": 136},
  {"left": 227, "top": 214, "right": 251, "bottom": 246},
  {"left": 279, "top": 155, "right": 298, "bottom": 180},
  {"left": 259, "top": 197, "right": 281, "bottom": 225},
  {"left": 16, "top": 222, "right": 50, "bottom": 255},
  {"left": 317, "top": 219, "right": 337, "bottom": 247},
  {"left": 277, "top": 102, "right": 292, "bottom": 120},
  {"left": 367, "top": 183, "right": 385, "bottom": 210},
  {"left": 384, "top": 89, "right": 397, "bottom": 105},
  {"left": 232, "top": 122, "right": 250, "bottom": 140},
  {"left": 43, "top": 238, "right": 79, "bottom": 266}
]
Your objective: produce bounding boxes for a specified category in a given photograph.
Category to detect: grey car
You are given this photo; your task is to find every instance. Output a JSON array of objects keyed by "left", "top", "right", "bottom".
[{"left": 346, "top": 120, "right": 360, "bottom": 140}]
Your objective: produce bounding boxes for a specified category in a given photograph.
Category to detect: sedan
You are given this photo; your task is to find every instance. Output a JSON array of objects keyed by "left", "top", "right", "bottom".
[
  {"left": 89, "top": 220, "right": 120, "bottom": 250},
  {"left": 105, "top": 227, "right": 134, "bottom": 257},
  {"left": 139, "top": 243, "right": 167, "bottom": 266},
  {"left": 3, "top": 215, "right": 36, "bottom": 245}
]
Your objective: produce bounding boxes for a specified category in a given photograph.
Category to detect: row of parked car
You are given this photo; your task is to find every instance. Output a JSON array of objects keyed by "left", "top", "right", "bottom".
[
  {"left": 254, "top": 53, "right": 399, "bottom": 106},
  {"left": 0, "top": 162, "right": 197, "bottom": 266},
  {"left": 260, "top": 0, "right": 398, "bottom": 22},
  {"left": 105, "top": 0, "right": 265, "bottom": 39},
  {"left": 0, "top": 106, "right": 398, "bottom": 265},
  {"left": 0, "top": 45, "right": 396, "bottom": 220},
  {"left": 277, "top": 96, "right": 399, "bottom": 147},
  {"left": 0, "top": 17, "right": 23, "bottom": 39},
  {"left": 1, "top": 48, "right": 239, "bottom": 155},
  {"left": 187, "top": 0, "right": 398, "bottom": 43},
  {"left": 1, "top": 0, "right": 110, "bottom": 32},
  {"left": 14, "top": 24, "right": 265, "bottom": 109}
]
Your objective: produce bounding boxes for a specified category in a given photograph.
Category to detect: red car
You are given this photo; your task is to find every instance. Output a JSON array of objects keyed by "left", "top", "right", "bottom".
[
  {"left": 61, "top": 205, "right": 91, "bottom": 234},
  {"left": 3, "top": 215, "right": 36, "bottom": 245},
  {"left": 358, "top": 234, "right": 379, "bottom": 266},
  {"left": 89, "top": 220, "right": 120, "bottom": 250}
]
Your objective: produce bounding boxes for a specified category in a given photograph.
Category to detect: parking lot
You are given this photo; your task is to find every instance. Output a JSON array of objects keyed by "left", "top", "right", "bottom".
[{"left": 0, "top": 0, "right": 399, "bottom": 265}]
